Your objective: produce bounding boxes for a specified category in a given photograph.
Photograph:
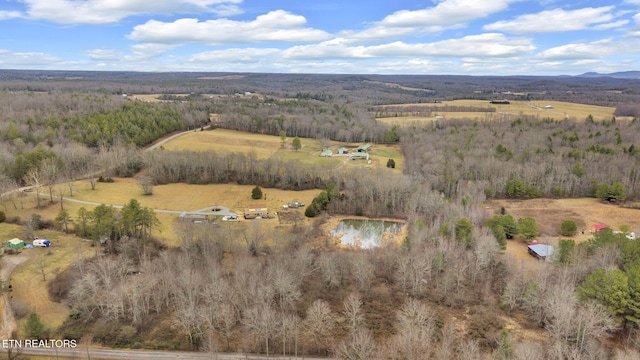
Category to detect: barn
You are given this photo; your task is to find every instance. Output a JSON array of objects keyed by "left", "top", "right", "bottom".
[{"left": 355, "top": 144, "right": 371, "bottom": 153}]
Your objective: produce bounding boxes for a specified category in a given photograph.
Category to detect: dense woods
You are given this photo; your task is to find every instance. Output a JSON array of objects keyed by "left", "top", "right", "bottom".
[{"left": 3, "top": 70, "right": 640, "bottom": 359}]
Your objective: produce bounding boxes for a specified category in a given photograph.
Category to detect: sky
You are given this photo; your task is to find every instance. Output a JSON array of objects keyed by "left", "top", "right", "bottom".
[{"left": 1, "top": 0, "right": 640, "bottom": 75}]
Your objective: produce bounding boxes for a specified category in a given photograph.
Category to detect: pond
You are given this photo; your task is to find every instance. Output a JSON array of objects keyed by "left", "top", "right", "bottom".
[{"left": 330, "top": 219, "right": 404, "bottom": 248}]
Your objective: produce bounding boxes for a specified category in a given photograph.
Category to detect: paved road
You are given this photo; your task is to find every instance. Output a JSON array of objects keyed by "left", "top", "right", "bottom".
[{"left": 10, "top": 346, "right": 327, "bottom": 359}]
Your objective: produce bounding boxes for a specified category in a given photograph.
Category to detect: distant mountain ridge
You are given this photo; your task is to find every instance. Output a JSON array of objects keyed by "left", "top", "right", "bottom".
[{"left": 578, "top": 71, "right": 640, "bottom": 79}]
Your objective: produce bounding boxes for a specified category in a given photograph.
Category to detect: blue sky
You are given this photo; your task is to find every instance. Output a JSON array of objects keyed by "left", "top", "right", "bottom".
[{"left": 1, "top": 0, "right": 640, "bottom": 75}]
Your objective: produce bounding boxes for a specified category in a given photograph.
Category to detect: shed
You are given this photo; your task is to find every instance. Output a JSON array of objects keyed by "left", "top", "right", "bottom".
[
  {"left": 355, "top": 144, "right": 371, "bottom": 153},
  {"left": 349, "top": 152, "right": 369, "bottom": 161},
  {"left": 178, "top": 211, "right": 209, "bottom": 223},
  {"left": 337, "top": 147, "right": 349, "bottom": 155},
  {"left": 320, "top": 149, "right": 333, "bottom": 157},
  {"left": 6, "top": 238, "right": 25, "bottom": 249},
  {"left": 591, "top": 223, "right": 608, "bottom": 233},
  {"left": 527, "top": 242, "right": 554, "bottom": 260}
]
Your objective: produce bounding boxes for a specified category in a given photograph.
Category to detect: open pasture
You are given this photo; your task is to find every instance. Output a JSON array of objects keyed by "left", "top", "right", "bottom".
[
  {"left": 5, "top": 179, "right": 321, "bottom": 245},
  {"left": 158, "top": 128, "right": 405, "bottom": 173},
  {"left": 377, "top": 99, "right": 621, "bottom": 125},
  {"left": 486, "top": 197, "right": 640, "bottom": 244}
]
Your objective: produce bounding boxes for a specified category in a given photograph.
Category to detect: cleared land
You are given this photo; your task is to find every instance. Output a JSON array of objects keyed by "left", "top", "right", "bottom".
[
  {"left": 0, "top": 224, "right": 95, "bottom": 337},
  {"left": 377, "top": 99, "right": 622, "bottom": 125},
  {"left": 484, "top": 198, "right": 640, "bottom": 264},
  {"left": 157, "top": 128, "right": 404, "bottom": 173}
]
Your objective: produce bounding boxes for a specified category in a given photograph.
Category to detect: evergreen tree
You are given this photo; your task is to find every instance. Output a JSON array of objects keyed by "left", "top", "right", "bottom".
[{"left": 251, "top": 186, "right": 263, "bottom": 200}]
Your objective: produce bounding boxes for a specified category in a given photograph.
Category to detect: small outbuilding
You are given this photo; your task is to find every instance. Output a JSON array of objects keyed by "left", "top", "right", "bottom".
[
  {"left": 6, "top": 238, "right": 25, "bottom": 249},
  {"left": 527, "top": 242, "right": 554, "bottom": 261},
  {"left": 337, "top": 147, "right": 349, "bottom": 155},
  {"left": 321, "top": 149, "right": 333, "bottom": 157},
  {"left": 349, "top": 152, "right": 369, "bottom": 161},
  {"left": 591, "top": 223, "right": 608, "bottom": 233}
]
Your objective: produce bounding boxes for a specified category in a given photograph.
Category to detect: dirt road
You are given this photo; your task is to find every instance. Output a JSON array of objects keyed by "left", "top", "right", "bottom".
[{"left": 0, "top": 253, "right": 30, "bottom": 339}]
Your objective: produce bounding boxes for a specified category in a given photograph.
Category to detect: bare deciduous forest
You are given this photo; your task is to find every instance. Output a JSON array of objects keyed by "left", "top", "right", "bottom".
[{"left": 3, "top": 70, "right": 640, "bottom": 359}]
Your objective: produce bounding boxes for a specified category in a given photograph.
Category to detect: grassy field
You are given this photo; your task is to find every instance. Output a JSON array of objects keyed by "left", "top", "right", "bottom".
[
  {"left": 485, "top": 197, "right": 640, "bottom": 265},
  {"left": 1, "top": 226, "right": 95, "bottom": 335},
  {"left": 377, "top": 99, "right": 624, "bottom": 125},
  {"left": 3, "top": 179, "right": 321, "bottom": 246},
  {"left": 158, "top": 128, "right": 405, "bottom": 173}
]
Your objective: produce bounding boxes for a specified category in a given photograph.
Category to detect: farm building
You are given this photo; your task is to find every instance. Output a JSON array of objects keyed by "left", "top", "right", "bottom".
[
  {"left": 244, "top": 204, "right": 268, "bottom": 219},
  {"left": 527, "top": 242, "right": 554, "bottom": 261},
  {"left": 355, "top": 144, "right": 371, "bottom": 153},
  {"left": 349, "top": 152, "right": 370, "bottom": 161},
  {"left": 591, "top": 223, "right": 608, "bottom": 233},
  {"left": 320, "top": 149, "right": 333, "bottom": 157},
  {"left": 6, "top": 238, "right": 25, "bottom": 249},
  {"left": 178, "top": 212, "right": 209, "bottom": 223},
  {"left": 337, "top": 147, "right": 349, "bottom": 155}
]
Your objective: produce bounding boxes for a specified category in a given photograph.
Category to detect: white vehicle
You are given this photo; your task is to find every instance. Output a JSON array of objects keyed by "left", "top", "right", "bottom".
[{"left": 33, "top": 239, "right": 51, "bottom": 247}]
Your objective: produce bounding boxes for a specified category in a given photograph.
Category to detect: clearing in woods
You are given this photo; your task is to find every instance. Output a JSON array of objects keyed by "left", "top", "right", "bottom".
[
  {"left": 158, "top": 128, "right": 405, "bottom": 172},
  {"left": 376, "top": 99, "right": 623, "bottom": 125},
  {"left": 485, "top": 197, "right": 640, "bottom": 263}
]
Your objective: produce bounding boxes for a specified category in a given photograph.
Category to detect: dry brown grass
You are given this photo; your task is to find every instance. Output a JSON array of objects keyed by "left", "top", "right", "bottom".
[
  {"left": 485, "top": 197, "right": 640, "bottom": 264},
  {"left": 377, "top": 99, "right": 626, "bottom": 125},
  {"left": 159, "top": 129, "right": 282, "bottom": 158},
  {"left": 8, "top": 230, "right": 95, "bottom": 334},
  {"left": 6, "top": 179, "right": 321, "bottom": 246},
  {"left": 158, "top": 128, "right": 405, "bottom": 173}
]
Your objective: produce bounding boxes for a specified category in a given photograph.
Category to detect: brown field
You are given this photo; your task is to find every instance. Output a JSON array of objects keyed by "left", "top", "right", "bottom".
[
  {"left": 159, "top": 128, "right": 283, "bottom": 158},
  {"left": 198, "top": 75, "right": 246, "bottom": 80},
  {"left": 485, "top": 197, "right": 640, "bottom": 264},
  {"left": 157, "top": 128, "right": 405, "bottom": 173},
  {"left": 1, "top": 226, "right": 95, "bottom": 335},
  {"left": 377, "top": 99, "right": 626, "bottom": 125},
  {"left": 5, "top": 180, "right": 322, "bottom": 246}
]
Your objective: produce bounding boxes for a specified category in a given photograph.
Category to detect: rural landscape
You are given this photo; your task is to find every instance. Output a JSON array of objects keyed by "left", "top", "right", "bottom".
[{"left": 3, "top": 70, "right": 640, "bottom": 359}]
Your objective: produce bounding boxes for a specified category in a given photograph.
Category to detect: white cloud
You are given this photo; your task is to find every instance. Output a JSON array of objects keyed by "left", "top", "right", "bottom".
[
  {"left": 0, "top": 10, "right": 23, "bottom": 20},
  {"left": 367, "top": 34, "right": 535, "bottom": 57},
  {"left": 130, "top": 43, "right": 180, "bottom": 58},
  {"left": 340, "top": 0, "right": 516, "bottom": 43},
  {"left": 85, "top": 49, "right": 123, "bottom": 61},
  {"left": 282, "top": 33, "right": 534, "bottom": 60},
  {"left": 188, "top": 48, "right": 281, "bottom": 62},
  {"left": 536, "top": 39, "right": 615, "bottom": 60},
  {"left": 0, "top": 49, "right": 68, "bottom": 67},
  {"left": 21, "top": 0, "right": 242, "bottom": 25},
  {"left": 128, "top": 10, "right": 331, "bottom": 44},
  {"left": 380, "top": 0, "right": 515, "bottom": 27},
  {"left": 484, "top": 7, "right": 622, "bottom": 34}
]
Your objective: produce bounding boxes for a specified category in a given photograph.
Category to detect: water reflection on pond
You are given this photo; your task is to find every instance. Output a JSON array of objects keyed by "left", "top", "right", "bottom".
[{"left": 330, "top": 219, "right": 403, "bottom": 248}]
